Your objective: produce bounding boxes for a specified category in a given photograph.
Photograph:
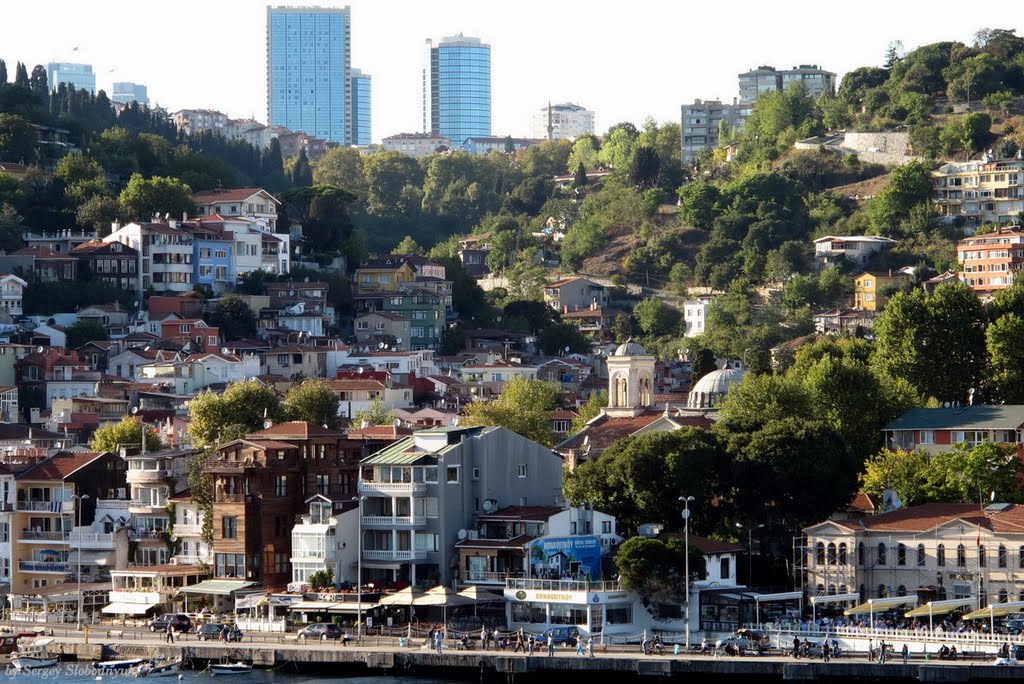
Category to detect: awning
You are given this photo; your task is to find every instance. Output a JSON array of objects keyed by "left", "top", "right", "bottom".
[
  {"left": 178, "top": 580, "right": 256, "bottom": 596},
  {"left": 963, "top": 601, "right": 1024, "bottom": 620},
  {"left": 287, "top": 601, "right": 337, "bottom": 611},
  {"left": 326, "top": 602, "right": 377, "bottom": 613},
  {"left": 751, "top": 591, "right": 803, "bottom": 602},
  {"left": 905, "top": 597, "right": 975, "bottom": 618},
  {"left": 235, "top": 593, "right": 268, "bottom": 610},
  {"left": 810, "top": 592, "right": 860, "bottom": 605},
  {"left": 103, "top": 602, "right": 158, "bottom": 615},
  {"left": 67, "top": 550, "right": 115, "bottom": 566},
  {"left": 845, "top": 596, "right": 917, "bottom": 615}
]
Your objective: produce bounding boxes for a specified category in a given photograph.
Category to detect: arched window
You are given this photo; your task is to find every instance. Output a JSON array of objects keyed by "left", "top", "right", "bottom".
[
  {"left": 857, "top": 542, "right": 865, "bottom": 566},
  {"left": 1000, "top": 589, "right": 1009, "bottom": 603},
  {"left": 816, "top": 542, "right": 825, "bottom": 565},
  {"left": 828, "top": 584, "right": 836, "bottom": 595},
  {"left": 937, "top": 544, "right": 946, "bottom": 567},
  {"left": 897, "top": 543, "right": 907, "bottom": 566},
  {"left": 979, "top": 545, "right": 987, "bottom": 568},
  {"left": 877, "top": 543, "right": 887, "bottom": 566},
  {"left": 838, "top": 543, "right": 847, "bottom": 565},
  {"left": 839, "top": 584, "right": 848, "bottom": 595},
  {"left": 898, "top": 585, "right": 907, "bottom": 596},
  {"left": 999, "top": 545, "right": 1008, "bottom": 568},
  {"left": 917, "top": 544, "right": 926, "bottom": 567},
  {"left": 827, "top": 542, "right": 837, "bottom": 565},
  {"left": 957, "top": 544, "right": 966, "bottom": 567},
  {"left": 816, "top": 583, "right": 825, "bottom": 595},
  {"left": 878, "top": 584, "right": 887, "bottom": 598},
  {"left": 858, "top": 584, "right": 866, "bottom": 601}
]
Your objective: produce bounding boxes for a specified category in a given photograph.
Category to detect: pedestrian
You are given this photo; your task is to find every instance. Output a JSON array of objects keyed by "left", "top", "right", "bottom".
[
  {"left": 587, "top": 636, "right": 594, "bottom": 657},
  {"left": 481, "top": 625, "right": 489, "bottom": 651},
  {"left": 435, "top": 629, "right": 443, "bottom": 654},
  {"left": 822, "top": 640, "right": 830, "bottom": 662},
  {"left": 792, "top": 636, "right": 800, "bottom": 659},
  {"left": 547, "top": 632, "right": 555, "bottom": 657},
  {"left": 642, "top": 636, "right": 650, "bottom": 655},
  {"left": 494, "top": 627, "right": 503, "bottom": 651},
  {"left": 165, "top": 623, "right": 174, "bottom": 644},
  {"left": 902, "top": 643, "right": 909, "bottom": 664},
  {"left": 528, "top": 634, "right": 536, "bottom": 656},
  {"left": 514, "top": 629, "right": 526, "bottom": 653},
  {"left": 878, "top": 639, "right": 886, "bottom": 664},
  {"left": 576, "top": 636, "right": 585, "bottom": 656}
]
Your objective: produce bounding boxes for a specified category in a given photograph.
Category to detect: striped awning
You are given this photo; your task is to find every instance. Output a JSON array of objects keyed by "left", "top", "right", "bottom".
[
  {"left": 962, "top": 601, "right": 1024, "bottom": 620},
  {"left": 904, "top": 597, "right": 975, "bottom": 618},
  {"left": 845, "top": 596, "right": 917, "bottom": 615}
]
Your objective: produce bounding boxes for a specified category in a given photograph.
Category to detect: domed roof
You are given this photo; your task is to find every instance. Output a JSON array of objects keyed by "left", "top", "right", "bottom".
[
  {"left": 689, "top": 367, "right": 745, "bottom": 398},
  {"left": 613, "top": 340, "right": 648, "bottom": 356}
]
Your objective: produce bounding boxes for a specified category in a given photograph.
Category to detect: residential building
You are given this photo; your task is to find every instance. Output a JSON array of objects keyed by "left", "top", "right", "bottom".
[
  {"left": 267, "top": 5, "right": 351, "bottom": 145},
  {"left": 225, "top": 119, "right": 273, "bottom": 150},
  {"left": 683, "top": 298, "right": 711, "bottom": 336},
  {"left": 343, "top": 349, "right": 438, "bottom": 383},
  {"left": 125, "top": 446, "right": 195, "bottom": 567},
  {"left": 263, "top": 344, "right": 327, "bottom": 379},
  {"left": 883, "top": 405, "right": 1024, "bottom": 454},
  {"left": 290, "top": 495, "right": 343, "bottom": 586},
  {"left": 455, "top": 359, "right": 538, "bottom": 399},
  {"left": 738, "top": 66, "right": 782, "bottom": 104},
  {"left": 357, "top": 425, "right": 564, "bottom": 586},
  {"left": 354, "top": 311, "right": 411, "bottom": 350},
  {"left": 800, "top": 502, "right": 1024, "bottom": 606},
  {"left": 680, "top": 99, "right": 752, "bottom": 164},
  {"left": 45, "top": 356, "right": 100, "bottom": 408},
  {"left": 267, "top": 281, "right": 329, "bottom": 317},
  {"left": 327, "top": 374, "right": 413, "bottom": 420},
  {"left": 171, "top": 109, "right": 228, "bottom": 136},
  {"left": 11, "top": 450, "right": 127, "bottom": 593},
  {"left": 543, "top": 277, "right": 608, "bottom": 313},
  {"left": 11, "top": 245, "right": 76, "bottom": 282},
  {"left": 108, "top": 348, "right": 178, "bottom": 380},
  {"left": 0, "top": 275, "right": 27, "bottom": 317},
  {"left": 457, "top": 233, "right": 491, "bottom": 277},
  {"left": 853, "top": 271, "right": 912, "bottom": 311},
  {"left": 191, "top": 188, "right": 281, "bottom": 232},
  {"left": 561, "top": 306, "right": 623, "bottom": 341},
  {"left": 69, "top": 240, "right": 139, "bottom": 292},
  {"left": 381, "top": 133, "right": 452, "bottom": 157},
  {"left": 813, "top": 235, "right": 897, "bottom": 269},
  {"left": 0, "top": 386, "right": 18, "bottom": 423},
  {"left": 350, "top": 68, "right": 372, "bottom": 146},
  {"left": 138, "top": 352, "right": 259, "bottom": 394},
  {"left": 462, "top": 137, "right": 542, "bottom": 155},
  {"left": 22, "top": 229, "right": 98, "bottom": 256},
  {"left": 531, "top": 102, "right": 595, "bottom": 141},
  {"left": 169, "top": 490, "right": 213, "bottom": 567},
  {"left": 380, "top": 289, "right": 444, "bottom": 351},
  {"left": 423, "top": 35, "right": 491, "bottom": 147},
  {"left": 106, "top": 564, "right": 210, "bottom": 617},
  {"left": 111, "top": 82, "right": 148, "bottom": 106},
  {"left": 812, "top": 308, "right": 877, "bottom": 335},
  {"left": 933, "top": 156, "right": 1024, "bottom": 228},
  {"left": 104, "top": 221, "right": 194, "bottom": 295},
  {"left": 210, "top": 422, "right": 357, "bottom": 588},
  {"left": 158, "top": 319, "right": 221, "bottom": 353},
  {"left": 272, "top": 127, "right": 334, "bottom": 159},
  {"left": 46, "top": 62, "right": 95, "bottom": 94},
  {"left": 957, "top": 226, "right": 1024, "bottom": 295},
  {"left": 738, "top": 64, "right": 836, "bottom": 103}
]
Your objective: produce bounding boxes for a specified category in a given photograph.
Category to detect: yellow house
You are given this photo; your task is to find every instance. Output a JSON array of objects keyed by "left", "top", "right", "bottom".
[
  {"left": 354, "top": 257, "right": 418, "bottom": 294},
  {"left": 854, "top": 271, "right": 913, "bottom": 311}
]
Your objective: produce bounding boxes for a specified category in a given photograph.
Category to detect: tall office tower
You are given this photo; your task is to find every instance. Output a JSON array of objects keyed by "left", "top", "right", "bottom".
[
  {"left": 267, "top": 5, "right": 351, "bottom": 145},
  {"left": 350, "top": 68, "right": 371, "bottom": 145},
  {"left": 423, "top": 34, "right": 491, "bottom": 148},
  {"left": 46, "top": 63, "right": 96, "bottom": 94},
  {"left": 112, "top": 82, "right": 149, "bottom": 106}
]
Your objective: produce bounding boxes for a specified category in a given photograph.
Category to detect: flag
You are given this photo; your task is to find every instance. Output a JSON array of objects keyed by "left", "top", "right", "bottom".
[{"left": 977, "top": 527, "right": 982, "bottom": 547}]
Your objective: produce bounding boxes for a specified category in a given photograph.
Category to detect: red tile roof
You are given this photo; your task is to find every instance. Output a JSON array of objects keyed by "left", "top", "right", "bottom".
[
  {"left": 191, "top": 188, "right": 278, "bottom": 204},
  {"left": 18, "top": 451, "right": 106, "bottom": 480},
  {"left": 556, "top": 409, "right": 714, "bottom": 455},
  {"left": 345, "top": 425, "right": 411, "bottom": 441},
  {"left": 253, "top": 422, "right": 343, "bottom": 438}
]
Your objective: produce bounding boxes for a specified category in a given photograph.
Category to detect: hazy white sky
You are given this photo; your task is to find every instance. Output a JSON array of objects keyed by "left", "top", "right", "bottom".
[{"left": 2, "top": 1, "right": 1020, "bottom": 143}]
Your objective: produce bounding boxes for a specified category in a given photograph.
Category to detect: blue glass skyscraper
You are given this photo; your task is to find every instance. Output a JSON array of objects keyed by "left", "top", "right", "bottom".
[
  {"left": 350, "top": 68, "right": 371, "bottom": 146},
  {"left": 46, "top": 63, "right": 96, "bottom": 94},
  {"left": 423, "top": 35, "right": 491, "bottom": 148},
  {"left": 267, "top": 6, "right": 351, "bottom": 144}
]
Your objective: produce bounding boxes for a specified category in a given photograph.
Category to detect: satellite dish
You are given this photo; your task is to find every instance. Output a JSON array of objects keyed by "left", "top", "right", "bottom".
[
  {"left": 304, "top": 276, "right": 310, "bottom": 283},
  {"left": 263, "top": 420, "right": 272, "bottom": 429},
  {"left": 395, "top": 337, "right": 403, "bottom": 345},
  {"left": 378, "top": 342, "right": 385, "bottom": 350},
  {"left": 221, "top": 347, "right": 229, "bottom": 355},
  {"left": 481, "top": 499, "right": 496, "bottom": 512},
  {"left": 457, "top": 529, "right": 468, "bottom": 540},
  {"left": 131, "top": 406, "right": 139, "bottom": 415},
  {"left": 943, "top": 402, "right": 952, "bottom": 408},
  {"left": 36, "top": 346, "right": 43, "bottom": 354},
  {"left": 357, "top": 367, "right": 364, "bottom": 374},
  {"left": 565, "top": 346, "right": 571, "bottom": 353}
]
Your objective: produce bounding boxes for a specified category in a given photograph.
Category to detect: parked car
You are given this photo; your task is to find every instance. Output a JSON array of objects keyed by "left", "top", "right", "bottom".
[
  {"left": 530, "top": 626, "right": 579, "bottom": 646},
  {"left": 297, "top": 623, "right": 342, "bottom": 641},
  {"left": 148, "top": 614, "right": 191, "bottom": 634},
  {"left": 716, "top": 629, "right": 767, "bottom": 654},
  {"left": 1004, "top": 619, "right": 1024, "bottom": 635},
  {"left": 197, "top": 623, "right": 243, "bottom": 642}
]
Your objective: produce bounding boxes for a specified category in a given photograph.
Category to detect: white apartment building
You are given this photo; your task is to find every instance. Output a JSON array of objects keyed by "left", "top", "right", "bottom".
[
  {"left": 172, "top": 109, "right": 228, "bottom": 136},
  {"left": 684, "top": 298, "right": 711, "bottom": 336},
  {"left": 169, "top": 492, "right": 213, "bottom": 566},
  {"left": 191, "top": 188, "right": 281, "bottom": 232},
  {"left": 381, "top": 133, "right": 453, "bottom": 158},
  {"left": 0, "top": 275, "right": 26, "bottom": 317},
  {"left": 531, "top": 102, "right": 595, "bottom": 141},
  {"left": 933, "top": 155, "right": 1024, "bottom": 229}
]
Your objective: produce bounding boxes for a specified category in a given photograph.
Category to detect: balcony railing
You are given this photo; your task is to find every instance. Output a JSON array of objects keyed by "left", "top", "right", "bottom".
[
  {"left": 69, "top": 532, "right": 114, "bottom": 549},
  {"left": 16, "top": 501, "right": 69, "bottom": 513},
  {"left": 127, "top": 469, "right": 172, "bottom": 483},
  {"left": 169, "top": 555, "right": 208, "bottom": 566},
  {"left": 19, "top": 530, "right": 69, "bottom": 542},
  {"left": 129, "top": 498, "right": 167, "bottom": 509},
  {"left": 362, "top": 515, "right": 427, "bottom": 527},
  {"left": 362, "top": 550, "right": 427, "bottom": 562},
  {"left": 129, "top": 529, "right": 167, "bottom": 541},
  {"left": 358, "top": 481, "right": 427, "bottom": 496},
  {"left": 505, "top": 578, "right": 622, "bottom": 593},
  {"left": 463, "top": 570, "right": 521, "bottom": 584},
  {"left": 19, "top": 561, "right": 69, "bottom": 573},
  {"left": 174, "top": 524, "right": 201, "bottom": 536}
]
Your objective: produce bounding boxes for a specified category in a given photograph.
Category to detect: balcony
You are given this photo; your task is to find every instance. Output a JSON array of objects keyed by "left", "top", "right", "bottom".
[
  {"left": 358, "top": 481, "right": 427, "bottom": 496},
  {"left": 362, "top": 550, "right": 427, "bottom": 562},
  {"left": 16, "top": 501, "right": 70, "bottom": 513},
  {"left": 19, "top": 561, "right": 69, "bottom": 573},
  {"left": 129, "top": 498, "right": 167, "bottom": 511},
  {"left": 362, "top": 515, "right": 427, "bottom": 528},
  {"left": 129, "top": 529, "right": 167, "bottom": 542},
  {"left": 127, "top": 469, "right": 172, "bottom": 483},
  {"left": 174, "top": 524, "right": 201, "bottom": 536},
  {"left": 109, "top": 590, "right": 161, "bottom": 604},
  {"left": 19, "top": 530, "right": 70, "bottom": 542},
  {"left": 69, "top": 532, "right": 115, "bottom": 550},
  {"left": 170, "top": 555, "right": 208, "bottom": 566},
  {"left": 463, "top": 570, "right": 521, "bottom": 585}
]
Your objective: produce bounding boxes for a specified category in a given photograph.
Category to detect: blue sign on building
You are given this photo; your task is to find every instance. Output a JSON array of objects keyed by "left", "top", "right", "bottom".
[{"left": 528, "top": 536, "right": 602, "bottom": 582}]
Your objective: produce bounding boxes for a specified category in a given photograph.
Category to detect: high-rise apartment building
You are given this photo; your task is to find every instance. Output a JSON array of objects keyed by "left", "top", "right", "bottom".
[
  {"left": 267, "top": 6, "right": 351, "bottom": 145},
  {"left": 423, "top": 35, "right": 491, "bottom": 148},
  {"left": 350, "top": 68, "right": 371, "bottom": 146},
  {"left": 680, "top": 99, "right": 751, "bottom": 164},
  {"left": 531, "top": 102, "right": 595, "bottom": 141},
  {"left": 738, "top": 64, "right": 836, "bottom": 104},
  {"left": 46, "top": 63, "right": 95, "bottom": 94},
  {"left": 111, "top": 82, "right": 149, "bottom": 106}
]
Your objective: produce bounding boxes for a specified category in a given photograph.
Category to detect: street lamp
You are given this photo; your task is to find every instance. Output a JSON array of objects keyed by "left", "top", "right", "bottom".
[
  {"left": 352, "top": 495, "right": 366, "bottom": 641},
  {"left": 71, "top": 493, "right": 91, "bottom": 630},
  {"left": 735, "top": 522, "right": 765, "bottom": 588},
  {"left": 679, "top": 496, "right": 695, "bottom": 649}
]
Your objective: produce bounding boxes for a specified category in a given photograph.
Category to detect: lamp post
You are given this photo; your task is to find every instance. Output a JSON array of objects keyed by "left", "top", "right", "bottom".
[
  {"left": 72, "top": 493, "right": 91, "bottom": 630},
  {"left": 735, "top": 522, "right": 765, "bottom": 588},
  {"left": 352, "top": 495, "right": 366, "bottom": 641},
  {"left": 679, "top": 496, "right": 695, "bottom": 649}
]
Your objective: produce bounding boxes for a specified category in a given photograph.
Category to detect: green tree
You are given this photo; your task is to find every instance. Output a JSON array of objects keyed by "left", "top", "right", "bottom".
[
  {"left": 462, "top": 376, "right": 564, "bottom": 447},
  {"left": 567, "top": 135, "right": 600, "bottom": 173},
  {"left": 118, "top": 173, "right": 194, "bottom": 222},
  {"left": 284, "top": 380, "right": 341, "bottom": 429},
  {"left": 290, "top": 147, "right": 313, "bottom": 187},
  {"left": 187, "top": 380, "right": 284, "bottom": 447},
  {"left": 866, "top": 160, "right": 933, "bottom": 233},
  {"left": 0, "top": 114, "right": 35, "bottom": 163},
  {"left": 308, "top": 568, "right": 335, "bottom": 591},
  {"left": 860, "top": 448, "right": 933, "bottom": 507},
  {"left": 571, "top": 391, "right": 607, "bottom": 433},
  {"left": 615, "top": 536, "right": 706, "bottom": 602},
  {"left": 313, "top": 146, "right": 367, "bottom": 199},
  {"left": 677, "top": 180, "right": 719, "bottom": 230},
  {"left": 628, "top": 145, "right": 661, "bottom": 189},
  {"left": 279, "top": 184, "right": 357, "bottom": 255},
  {"left": 925, "top": 442, "right": 1024, "bottom": 503},
  {"left": 90, "top": 415, "right": 163, "bottom": 453},
  {"left": 987, "top": 312, "right": 1024, "bottom": 402},
  {"left": 209, "top": 295, "right": 256, "bottom": 340},
  {"left": 633, "top": 297, "right": 680, "bottom": 337},
  {"left": 392, "top": 235, "right": 424, "bottom": 255},
  {"left": 65, "top": 319, "right": 108, "bottom": 351},
  {"left": 352, "top": 397, "right": 396, "bottom": 427}
]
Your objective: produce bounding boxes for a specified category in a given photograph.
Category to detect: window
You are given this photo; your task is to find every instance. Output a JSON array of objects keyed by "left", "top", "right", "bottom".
[
  {"left": 215, "top": 553, "right": 244, "bottom": 578},
  {"left": 999, "top": 544, "right": 1008, "bottom": 568},
  {"left": 415, "top": 533, "right": 439, "bottom": 552},
  {"left": 938, "top": 544, "right": 946, "bottom": 566},
  {"left": 917, "top": 544, "right": 926, "bottom": 567},
  {"left": 222, "top": 516, "right": 237, "bottom": 539},
  {"left": 919, "top": 430, "right": 935, "bottom": 445},
  {"left": 897, "top": 543, "right": 906, "bottom": 566},
  {"left": 472, "top": 467, "right": 479, "bottom": 480},
  {"left": 877, "top": 543, "right": 887, "bottom": 566},
  {"left": 720, "top": 557, "right": 731, "bottom": 579},
  {"left": 316, "top": 474, "right": 329, "bottom": 496},
  {"left": 857, "top": 542, "right": 865, "bottom": 566},
  {"left": 274, "top": 516, "right": 288, "bottom": 537},
  {"left": 838, "top": 543, "right": 847, "bottom": 565},
  {"left": 274, "top": 552, "right": 287, "bottom": 574},
  {"left": 517, "top": 464, "right": 528, "bottom": 478},
  {"left": 357, "top": 321, "right": 368, "bottom": 330},
  {"left": 0, "top": 523, "right": 7, "bottom": 543},
  {"left": 816, "top": 542, "right": 825, "bottom": 565},
  {"left": 979, "top": 545, "right": 987, "bottom": 567},
  {"left": 957, "top": 544, "right": 966, "bottom": 567},
  {"left": 275, "top": 475, "right": 287, "bottom": 497},
  {"left": 446, "top": 466, "right": 459, "bottom": 483},
  {"left": 602, "top": 520, "right": 611, "bottom": 534},
  {"left": 826, "top": 542, "right": 836, "bottom": 565}
]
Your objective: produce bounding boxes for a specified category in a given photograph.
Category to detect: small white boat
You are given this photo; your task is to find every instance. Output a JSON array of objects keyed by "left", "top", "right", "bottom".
[
  {"left": 10, "top": 637, "right": 58, "bottom": 670},
  {"left": 96, "top": 656, "right": 147, "bottom": 671},
  {"left": 210, "top": 661, "right": 253, "bottom": 675},
  {"left": 136, "top": 657, "right": 182, "bottom": 677}
]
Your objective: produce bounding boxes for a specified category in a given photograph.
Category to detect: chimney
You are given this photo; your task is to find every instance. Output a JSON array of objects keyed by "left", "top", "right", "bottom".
[{"left": 111, "top": 221, "right": 121, "bottom": 233}]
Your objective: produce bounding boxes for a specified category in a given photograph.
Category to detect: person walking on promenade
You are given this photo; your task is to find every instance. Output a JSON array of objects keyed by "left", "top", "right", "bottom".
[
  {"left": 165, "top": 623, "right": 174, "bottom": 644},
  {"left": 878, "top": 639, "right": 886, "bottom": 664},
  {"left": 576, "top": 636, "right": 586, "bottom": 656},
  {"left": 528, "top": 633, "right": 536, "bottom": 656},
  {"left": 822, "top": 639, "right": 830, "bottom": 662},
  {"left": 514, "top": 629, "right": 526, "bottom": 653},
  {"left": 434, "top": 629, "right": 443, "bottom": 654},
  {"left": 792, "top": 636, "right": 800, "bottom": 658},
  {"left": 547, "top": 632, "right": 555, "bottom": 657},
  {"left": 587, "top": 636, "right": 594, "bottom": 657},
  {"left": 481, "top": 625, "right": 489, "bottom": 651},
  {"left": 902, "top": 644, "right": 909, "bottom": 664}
]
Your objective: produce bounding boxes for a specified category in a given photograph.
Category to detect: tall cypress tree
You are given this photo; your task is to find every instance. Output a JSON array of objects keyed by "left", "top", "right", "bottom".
[
  {"left": 0, "top": 60, "right": 8, "bottom": 85},
  {"left": 29, "top": 65, "right": 47, "bottom": 101},
  {"left": 14, "top": 62, "right": 29, "bottom": 88},
  {"left": 291, "top": 147, "right": 312, "bottom": 187}
]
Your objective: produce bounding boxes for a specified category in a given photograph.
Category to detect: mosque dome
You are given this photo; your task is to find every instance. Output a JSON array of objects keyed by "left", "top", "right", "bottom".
[
  {"left": 613, "top": 340, "right": 648, "bottom": 357},
  {"left": 687, "top": 364, "right": 745, "bottom": 409}
]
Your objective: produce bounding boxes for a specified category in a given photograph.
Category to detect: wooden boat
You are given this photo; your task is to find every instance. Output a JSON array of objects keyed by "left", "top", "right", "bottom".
[
  {"left": 135, "top": 657, "right": 182, "bottom": 677},
  {"left": 209, "top": 661, "right": 253, "bottom": 675},
  {"left": 95, "top": 656, "right": 147, "bottom": 671},
  {"left": 10, "top": 637, "right": 58, "bottom": 670}
]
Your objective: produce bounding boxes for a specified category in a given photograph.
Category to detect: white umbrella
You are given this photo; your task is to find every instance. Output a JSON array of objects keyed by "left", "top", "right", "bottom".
[
  {"left": 457, "top": 586, "right": 504, "bottom": 615},
  {"left": 378, "top": 587, "right": 424, "bottom": 638},
  {"left": 415, "top": 585, "right": 474, "bottom": 628}
]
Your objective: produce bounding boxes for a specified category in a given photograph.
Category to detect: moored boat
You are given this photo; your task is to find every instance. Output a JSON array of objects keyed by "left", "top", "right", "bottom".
[
  {"left": 10, "top": 637, "right": 58, "bottom": 670},
  {"left": 95, "top": 656, "right": 147, "bottom": 671},
  {"left": 209, "top": 661, "right": 253, "bottom": 675},
  {"left": 135, "top": 657, "right": 182, "bottom": 677}
]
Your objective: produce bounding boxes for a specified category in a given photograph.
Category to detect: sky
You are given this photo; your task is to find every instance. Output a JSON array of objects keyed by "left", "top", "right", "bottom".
[{"left": 2, "top": 1, "right": 1021, "bottom": 144}]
